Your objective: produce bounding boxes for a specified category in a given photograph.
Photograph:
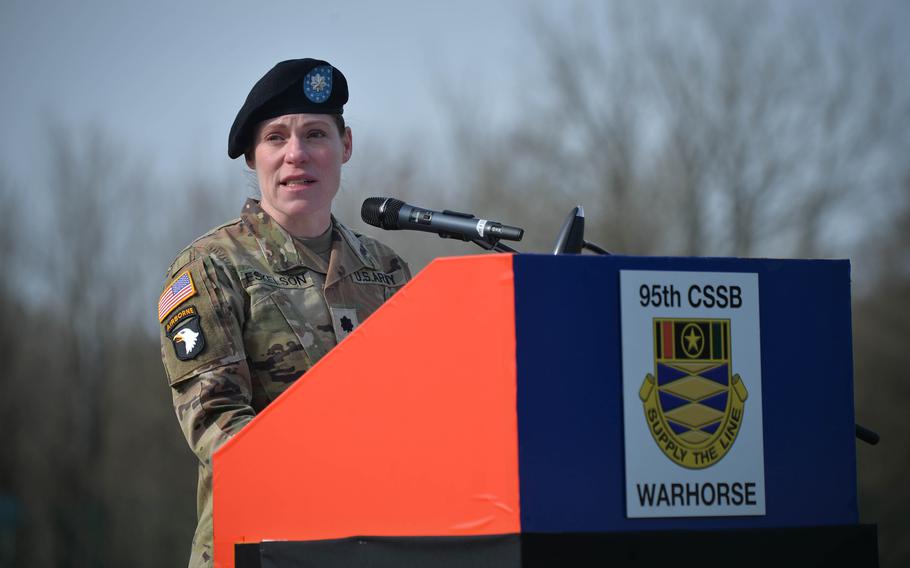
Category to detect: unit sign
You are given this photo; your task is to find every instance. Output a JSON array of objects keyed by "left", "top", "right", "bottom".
[{"left": 620, "top": 270, "right": 765, "bottom": 518}]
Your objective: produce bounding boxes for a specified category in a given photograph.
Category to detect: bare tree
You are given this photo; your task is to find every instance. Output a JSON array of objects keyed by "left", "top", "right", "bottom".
[
  {"left": 0, "top": 123, "right": 208, "bottom": 567},
  {"left": 457, "top": 0, "right": 909, "bottom": 260},
  {"left": 854, "top": 171, "right": 910, "bottom": 567},
  {"left": 0, "top": 173, "right": 23, "bottom": 566}
]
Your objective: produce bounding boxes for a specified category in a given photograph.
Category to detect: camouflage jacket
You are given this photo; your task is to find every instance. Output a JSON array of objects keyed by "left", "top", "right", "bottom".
[{"left": 159, "top": 198, "right": 410, "bottom": 568}]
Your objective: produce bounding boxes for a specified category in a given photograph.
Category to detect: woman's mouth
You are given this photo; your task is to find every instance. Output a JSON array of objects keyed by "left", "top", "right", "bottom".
[{"left": 281, "top": 177, "right": 317, "bottom": 188}]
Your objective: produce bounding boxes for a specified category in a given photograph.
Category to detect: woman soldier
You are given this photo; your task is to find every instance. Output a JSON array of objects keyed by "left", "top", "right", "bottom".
[{"left": 158, "top": 58, "right": 411, "bottom": 567}]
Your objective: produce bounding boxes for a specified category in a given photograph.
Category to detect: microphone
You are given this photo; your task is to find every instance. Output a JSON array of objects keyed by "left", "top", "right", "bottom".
[
  {"left": 552, "top": 206, "right": 585, "bottom": 254},
  {"left": 361, "top": 197, "right": 524, "bottom": 242}
]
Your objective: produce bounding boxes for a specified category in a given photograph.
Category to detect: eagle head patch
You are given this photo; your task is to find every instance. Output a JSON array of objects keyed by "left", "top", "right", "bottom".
[{"left": 165, "top": 305, "right": 206, "bottom": 361}]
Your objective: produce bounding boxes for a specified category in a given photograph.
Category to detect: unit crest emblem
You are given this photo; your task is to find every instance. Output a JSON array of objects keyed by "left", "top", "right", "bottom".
[{"left": 639, "top": 319, "right": 748, "bottom": 469}]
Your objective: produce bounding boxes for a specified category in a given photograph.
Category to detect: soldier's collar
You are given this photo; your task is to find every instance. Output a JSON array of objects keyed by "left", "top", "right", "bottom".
[
  {"left": 325, "top": 217, "right": 379, "bottom": 287},
  {"left": 240, "top": 198, "right": 306, "bottom": 274},
  {"left": 240, "top": 199, "right": 378, "bottom": 278}
]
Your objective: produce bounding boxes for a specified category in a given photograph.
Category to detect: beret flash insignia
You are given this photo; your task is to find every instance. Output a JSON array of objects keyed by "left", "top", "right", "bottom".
[{"left": 303, "top": 65, "right": 333, "bottom": 103}]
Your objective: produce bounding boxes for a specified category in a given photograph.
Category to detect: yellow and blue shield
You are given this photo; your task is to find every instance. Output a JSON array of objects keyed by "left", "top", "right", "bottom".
[{"left": 639, "top": 318, "right": 748, "bottom": 469}]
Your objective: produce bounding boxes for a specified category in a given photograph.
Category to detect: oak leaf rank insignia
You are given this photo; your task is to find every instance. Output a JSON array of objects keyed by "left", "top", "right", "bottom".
[{"left": 303, "top": 65, "right": 333, "bottom": 103}]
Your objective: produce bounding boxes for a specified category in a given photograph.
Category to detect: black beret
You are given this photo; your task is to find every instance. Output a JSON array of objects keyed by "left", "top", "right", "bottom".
[{"left": 228, "top": 58, "right": 349, "bottom": 159}]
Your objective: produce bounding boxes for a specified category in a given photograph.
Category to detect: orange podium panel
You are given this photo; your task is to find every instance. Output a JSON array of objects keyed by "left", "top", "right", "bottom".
[{"left": 212, "top": 255, "right": 520, "bottom": 568}]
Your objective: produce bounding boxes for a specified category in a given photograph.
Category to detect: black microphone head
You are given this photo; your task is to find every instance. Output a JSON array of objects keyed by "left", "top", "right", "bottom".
[
  {"left": 361, "top": 197, "right": 405, "bottom": 230},
  {"left": 552, "top": 206, "right": 585, "bottom": 254},
  {"left": 360, "top": 197, "right": 386, "bottom": 227}
]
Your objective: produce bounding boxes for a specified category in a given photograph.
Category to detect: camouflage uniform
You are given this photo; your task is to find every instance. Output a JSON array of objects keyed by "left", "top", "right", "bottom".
[{"left": 159, "top": 198, "right": 410, "bottom": 568}]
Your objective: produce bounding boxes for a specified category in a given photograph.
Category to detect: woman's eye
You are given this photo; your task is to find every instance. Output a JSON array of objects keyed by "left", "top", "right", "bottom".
[{"left": 264, "top": 133, "right": 284, "bottom": 142}]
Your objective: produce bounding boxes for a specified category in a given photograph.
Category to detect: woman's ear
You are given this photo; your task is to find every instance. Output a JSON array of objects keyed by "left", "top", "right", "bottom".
[{"left": 342, "top": 127, "right": 353, "bottom": 163}]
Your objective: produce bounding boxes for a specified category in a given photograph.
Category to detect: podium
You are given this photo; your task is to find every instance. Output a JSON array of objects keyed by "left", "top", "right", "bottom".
[{"left": 212, "top": 255, "right": 877, "bottom": 567}]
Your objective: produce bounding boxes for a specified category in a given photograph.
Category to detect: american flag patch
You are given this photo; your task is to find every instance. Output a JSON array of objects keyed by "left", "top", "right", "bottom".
[{"left": 158, "top": 270, "right": 197, "bottom": 322}]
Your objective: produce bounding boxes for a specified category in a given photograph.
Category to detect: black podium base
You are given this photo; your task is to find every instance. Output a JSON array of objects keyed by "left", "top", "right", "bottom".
[
  {"left": 237, "top": 534, "right": 519, "bottom": 568},
  {"left": 236, "top": 524, "right": 879, "bottom": 568}
]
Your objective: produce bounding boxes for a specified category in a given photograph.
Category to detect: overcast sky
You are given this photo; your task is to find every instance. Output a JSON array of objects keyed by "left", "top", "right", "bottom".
[
  {"left": 5, "top": 1, "right": 907, "bottom": 185},
  {"left": 1, "top": 0, "right": 542, "bottom": 184}
]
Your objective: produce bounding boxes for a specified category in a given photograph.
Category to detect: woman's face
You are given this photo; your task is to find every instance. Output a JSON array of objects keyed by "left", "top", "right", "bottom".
[{"left": 247, "top": 113, "right": 352, "bottom": 236}]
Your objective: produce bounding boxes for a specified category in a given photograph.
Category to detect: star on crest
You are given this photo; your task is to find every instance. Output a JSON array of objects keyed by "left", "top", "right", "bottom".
[
  {"left": 681, "top": 324, "right": 705, "bottom": 358},
  {"left": 684, "top": 328, "right": 701, "bottom": 351}
]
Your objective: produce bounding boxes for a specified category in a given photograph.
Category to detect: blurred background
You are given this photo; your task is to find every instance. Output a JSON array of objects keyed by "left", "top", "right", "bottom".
[{"left": 1, "top": 0, "right": 907, "bottom": 565}]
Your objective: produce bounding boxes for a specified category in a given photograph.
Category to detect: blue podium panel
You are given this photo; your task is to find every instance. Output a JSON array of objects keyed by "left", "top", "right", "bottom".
[{"left": 513, "top": 255, "right": 857, "bottom": 532}]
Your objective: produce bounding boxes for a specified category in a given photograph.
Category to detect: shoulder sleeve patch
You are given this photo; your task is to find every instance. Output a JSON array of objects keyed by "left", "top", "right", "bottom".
[
  {"left": 158, "top": 270, "right": 197, "bottom": 322},
  {"left": 160, "top": 257, "right": 242, "bottom": 386}
]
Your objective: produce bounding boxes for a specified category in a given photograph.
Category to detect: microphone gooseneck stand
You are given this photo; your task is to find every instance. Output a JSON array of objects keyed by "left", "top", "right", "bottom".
[{"left": 552, "top": 205, "right": 611, "bottom": 256}]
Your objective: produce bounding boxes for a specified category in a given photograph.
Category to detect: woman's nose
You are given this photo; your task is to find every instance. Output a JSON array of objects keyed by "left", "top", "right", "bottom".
[{"left": 285, "top": 135, "right": 309, "bottom": 163}]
